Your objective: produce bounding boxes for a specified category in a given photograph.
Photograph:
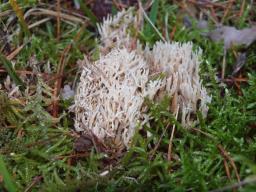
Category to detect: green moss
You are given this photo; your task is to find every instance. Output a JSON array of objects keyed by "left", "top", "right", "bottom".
[{"left": 0, "top": 0, "right": 256, "bottom": 191}]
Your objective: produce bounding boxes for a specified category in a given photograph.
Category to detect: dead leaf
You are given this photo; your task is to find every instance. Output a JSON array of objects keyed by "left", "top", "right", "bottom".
[{"left": 73, "top": 134, "right": 93, "bottom": 153}]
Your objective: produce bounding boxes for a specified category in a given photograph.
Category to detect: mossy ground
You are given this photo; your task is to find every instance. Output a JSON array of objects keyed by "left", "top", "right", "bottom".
[{"left": 0, "top": 1, "right": 256, "bottom": 191}]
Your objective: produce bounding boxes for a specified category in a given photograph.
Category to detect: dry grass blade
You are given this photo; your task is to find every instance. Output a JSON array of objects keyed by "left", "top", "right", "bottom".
[
  {"left": 56, "top": 0, "right": 61, "bottom": 41},
  {"left": 239, "top": 0, "right": 246, "bottom": 17},
  {"left": 0, "top": 10, "right": 13, "bottom": 17},
  {"left": 222, "top": 50, "right": 227, "bottom": 79},
  {"left": 55, "top": 152, "right": 90, "bottom": 160},
  {"left": 217, "top": 144, "right": 241, "bottom": 183},
  {"left": 24, "top": 176, "right": 43, "bottom": 192},
  {"left": 187, "top": 0, "right": 226, "bottom": 8},
  {"left": 223, "top": 159, "right": 232, "bottom": 181},
  {"left": 24, "top": 8, "right": 88, "bottom": 25},
  {"left": 190, "top": 128, "right": 216, "bottom": 140},
  {"left": 9, "top": 0, "right": 30, "bottom": 35},
  {"left": 221, "top": 0, "right": 234, "bottom": 24},
  {"left": 28, "top": 18, "right": 51, "bottom": 29},
  {"left": 7, "top": 44, "right": 25, "bottom": 60}
]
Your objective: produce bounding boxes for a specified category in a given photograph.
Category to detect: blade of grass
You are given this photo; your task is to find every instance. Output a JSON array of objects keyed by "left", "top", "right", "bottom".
[
  {"left": 0, "top": 52, "right": 25, "bottom": 90},
  {"left": 0, "top": 155, "right": 18, "bottom": 192},
  {"left": 144, "top": 0, "right": 159, "bottom": 36},
  {"left": 78, "top": 0, "right": 98, "bottom": 27},
  {"left": 140, "top": 1, "right": 165, "bottom": 42},
  {"left": 9, "top": 0, "right": 30, "bottom": 36}
]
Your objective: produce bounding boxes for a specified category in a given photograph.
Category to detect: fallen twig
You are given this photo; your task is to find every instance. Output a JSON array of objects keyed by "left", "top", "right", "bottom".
[
  {"left": 24, "top": 176, "right": 43, "bottom": 192},
  {"left": 217, "top": 144, "right": 241, "bottom": 183}
]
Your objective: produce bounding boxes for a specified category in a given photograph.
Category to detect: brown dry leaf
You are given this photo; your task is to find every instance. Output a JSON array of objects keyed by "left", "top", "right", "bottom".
[{"left": 74, "top": 134, "right": 93, "bottom": 153}]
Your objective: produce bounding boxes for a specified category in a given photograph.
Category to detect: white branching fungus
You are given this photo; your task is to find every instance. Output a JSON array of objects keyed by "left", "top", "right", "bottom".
[
  {"left": 75, "top": 48, "right": 151, "bottom": 148},
  {"left": 145, "top": 41, "right": 211, "bottom": 126},
  {"left": 97, "top": 8, "right": 141, "bottom": 54},
  {"left": 74, "top": 9, "right": 211, "bottom": 149}
]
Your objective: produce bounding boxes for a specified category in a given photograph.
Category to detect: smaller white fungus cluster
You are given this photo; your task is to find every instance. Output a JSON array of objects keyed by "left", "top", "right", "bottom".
[
  {"left": 97, "top": 8, "right": 140, "bottom": 54},
  {"left": 144, "top": 42, "right": 211, "bottom": 126},
  {"left": 74, "top": 9, "right": 211, "bottom": 149}
]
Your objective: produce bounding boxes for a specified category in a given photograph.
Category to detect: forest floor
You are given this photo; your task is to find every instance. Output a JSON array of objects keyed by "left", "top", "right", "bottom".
[{"left": 0, "top": 0, "right": 256, "bottom": 191}]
